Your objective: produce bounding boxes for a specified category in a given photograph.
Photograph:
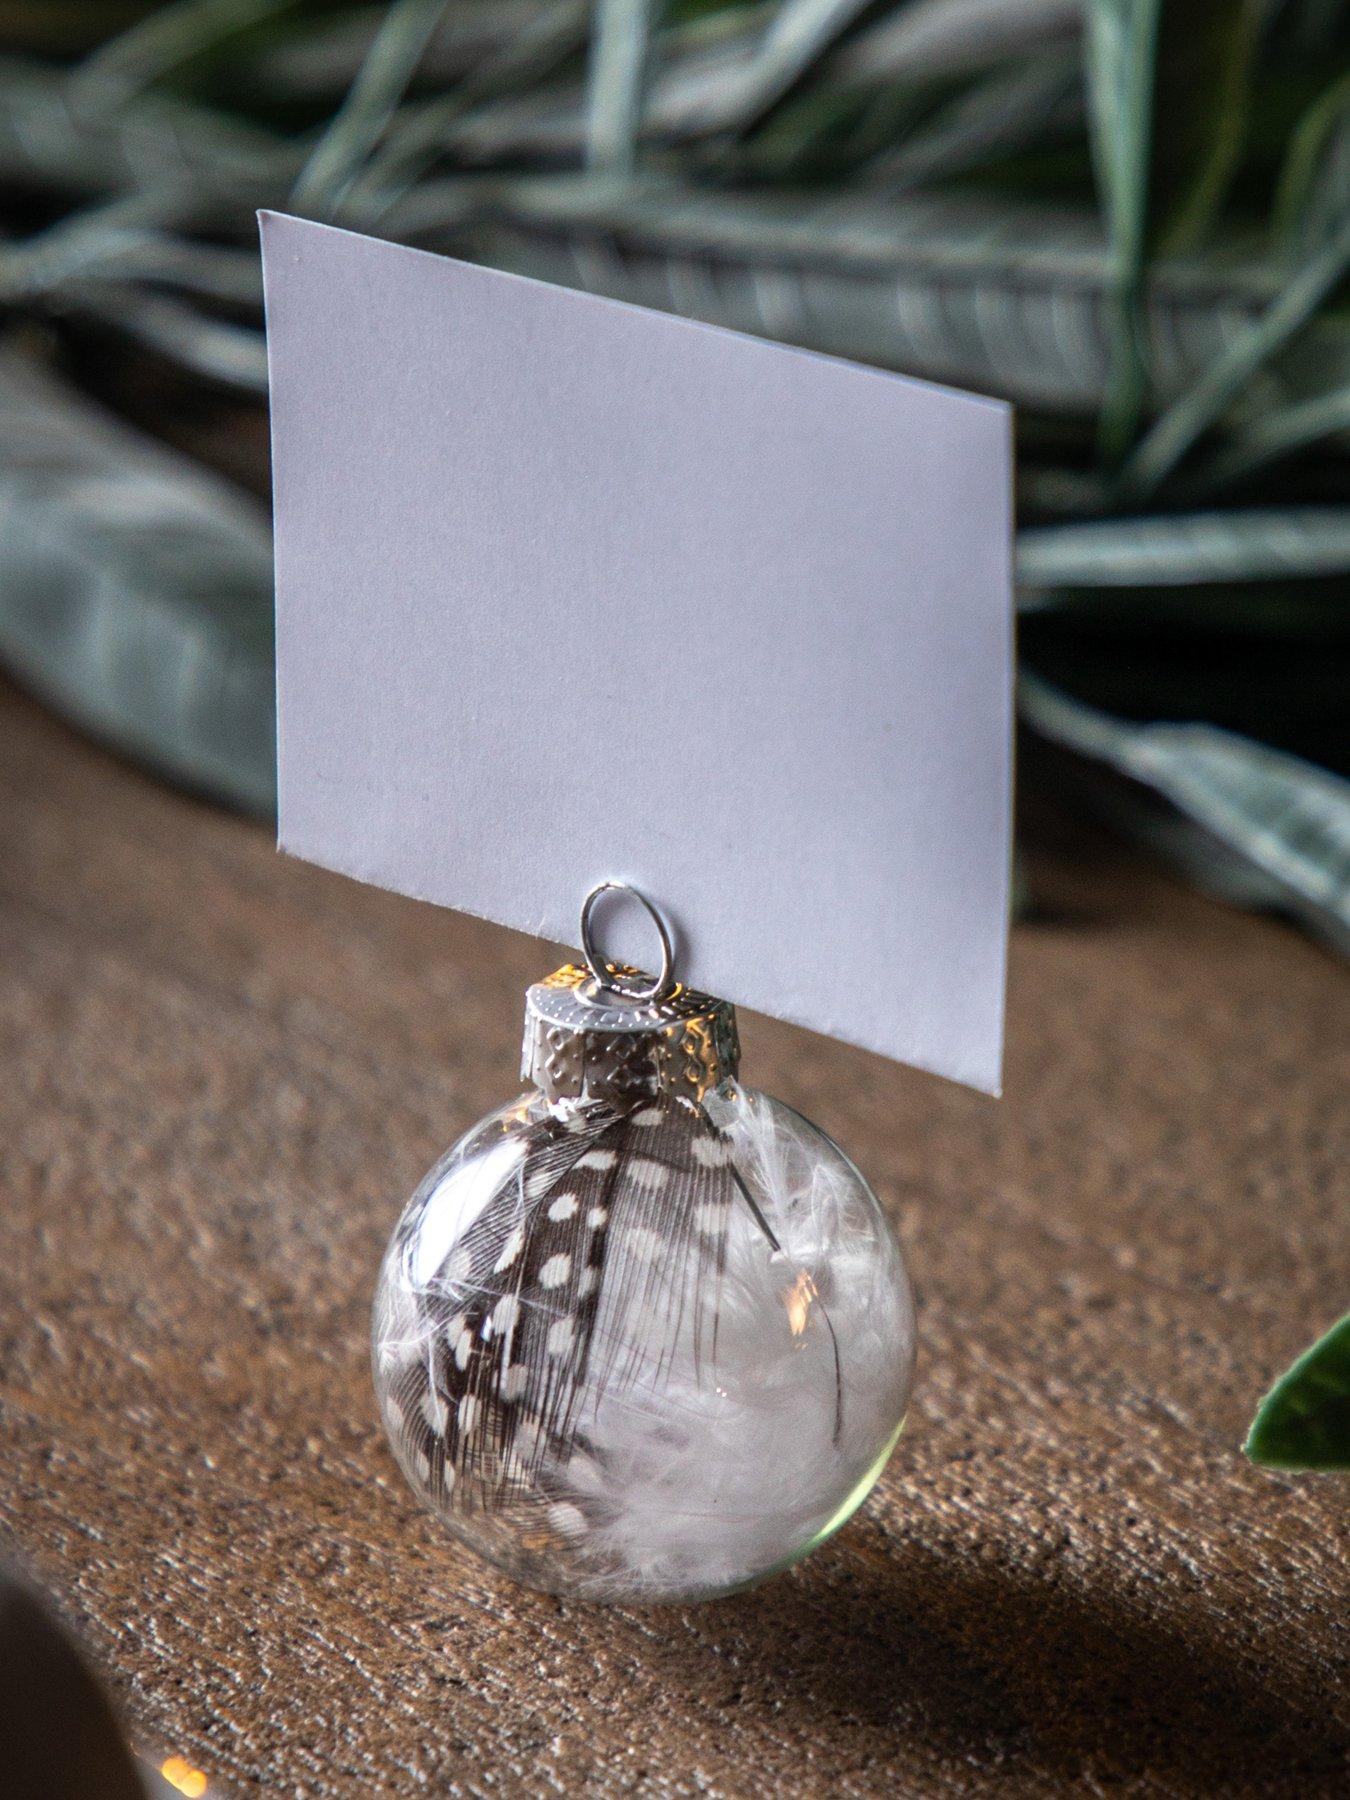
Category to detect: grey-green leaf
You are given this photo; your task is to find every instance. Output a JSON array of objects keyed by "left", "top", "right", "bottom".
[
  {"left": 408, "top": 177, "right": 1350, "bottom": 418},
  {"left": 1019, "top": 675, "right": 1350, "bottom": 951},
  {"left": 291, "top": 0, "right": 449, "bottom": 215},
  {"left": 1274, "top": 66, "right": 1350, "bottom": 258},
  {"left": 1017, "top": 506, "right": 1350, "bottom": 595},
  {"left": 1115, "top": 209, "right": 1350, "bottom": 502},
  {"left": 69, "top": 0, "right": 301, "bottom": 113},
  {"left": 1179, "top": 384, "right": 1350, "bottom": 496},
  {"left": 864, "top": 47, "right": 1082, "bottom": 193},
  {"left": 585, "top": 0, "right": 663, "bottom": 172},
  {"left": 713, "top": 0, "right": 877, "bottom": 134},
  {"left": 1082, "top": 0, "right": 1258, "bottom": 460},
  {"left": 1245, "top": 1313, "right": 1350, "bottom": 1472},
  {"left": 835, "top": 0, "right": 1081, "bottom": 87},
  {"left": 0, "top": 347, "right": 274, "bottom": 814}
]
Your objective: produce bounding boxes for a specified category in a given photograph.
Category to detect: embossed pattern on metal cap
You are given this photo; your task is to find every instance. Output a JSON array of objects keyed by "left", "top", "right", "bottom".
[{"left": 522, "top": 963, "right": 740, "bottom": 1106}]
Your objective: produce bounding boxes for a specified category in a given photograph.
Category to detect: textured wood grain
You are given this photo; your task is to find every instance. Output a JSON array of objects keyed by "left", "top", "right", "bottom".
[{"left": 0, "top": 680, "right": 1346, "bottom": 1797}]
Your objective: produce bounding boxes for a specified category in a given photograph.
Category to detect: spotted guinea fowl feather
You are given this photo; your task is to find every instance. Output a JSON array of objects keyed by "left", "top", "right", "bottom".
[
  {"left": 397, "top": 1100, "right": 631, "bottom": 1505},
  {"left": 470, "top": 1111, "right": 633, "bottom": 1492},
  {"left": 582, "top": 1096, "right": 742, "bottom": 1401},
  {"left": 383, "top": 1094, "right": 794, "bottom": 1516}
]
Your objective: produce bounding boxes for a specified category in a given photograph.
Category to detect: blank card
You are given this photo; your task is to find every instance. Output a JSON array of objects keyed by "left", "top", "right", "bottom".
[{"left": 260, "top": 212, "right": 1013, "bottom": 1093}]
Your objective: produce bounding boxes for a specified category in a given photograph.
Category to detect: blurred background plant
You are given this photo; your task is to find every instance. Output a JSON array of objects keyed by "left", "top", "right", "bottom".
[{"left": 0, "top": 0, "right": 1346, "bottom": 948}]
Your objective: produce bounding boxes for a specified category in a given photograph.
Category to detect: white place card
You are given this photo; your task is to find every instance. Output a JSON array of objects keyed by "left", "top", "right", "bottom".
[{"left": 261, "top": 212, "right": 1013, "bottom": 1092}]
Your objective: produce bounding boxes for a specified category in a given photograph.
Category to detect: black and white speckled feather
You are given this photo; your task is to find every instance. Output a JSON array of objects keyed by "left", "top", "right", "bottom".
[{"left": 379, "top": 1094, "right": 765, "bottom": 1517}]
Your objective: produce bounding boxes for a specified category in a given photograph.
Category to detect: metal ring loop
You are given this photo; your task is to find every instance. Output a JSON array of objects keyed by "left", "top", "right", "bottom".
[{"left": 579, "top": 882, "right": 675, "bottom": 1003}]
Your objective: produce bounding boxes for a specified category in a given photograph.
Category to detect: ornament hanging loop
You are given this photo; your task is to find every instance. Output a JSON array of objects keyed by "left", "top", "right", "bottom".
[{"left": 580, "top": 881, "right": 676, "bottom": 1004}]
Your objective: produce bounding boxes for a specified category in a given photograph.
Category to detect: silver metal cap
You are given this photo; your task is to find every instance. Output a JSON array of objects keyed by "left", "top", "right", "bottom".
[{"left": 522, "top": 963, "right": 740, "bottom": 1106}]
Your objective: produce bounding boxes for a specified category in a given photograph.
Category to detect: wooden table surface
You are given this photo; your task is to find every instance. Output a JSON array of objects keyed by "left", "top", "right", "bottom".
[{"left": 0, "top": 681, "right": 1346, "bottom": 1797}]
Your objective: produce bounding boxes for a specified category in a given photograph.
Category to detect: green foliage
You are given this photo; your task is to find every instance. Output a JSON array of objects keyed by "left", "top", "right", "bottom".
[
  {"left": 586, "top": 0, "right": 663, "bottom": 171},
  {"left": 69, "top": 0, "right": 301, "bottom": 111},
  {"left": 0, "top": 0, "right": 1346, "bottom": 962},
  {"left": 1115, "top": 209, "right": 1350, "bottom": 503},
  {"left": 1274, "top": 63, "right": 1350, "bottom": 254},
  {"left": 1246, "top": 1314, "right": 1350, "bottom": 1472},
  {"left": 1020, "top": 676, "right": 1350, "bottom": 954},
  {"left": 291, "top": 0, "right": 451, "bottom": 212},
  {"left": 1080, "top": 0, "right": 1258, "bottom": 459},
  {"left": 0, "top": 347, "right": 274, "bottom": 813}
]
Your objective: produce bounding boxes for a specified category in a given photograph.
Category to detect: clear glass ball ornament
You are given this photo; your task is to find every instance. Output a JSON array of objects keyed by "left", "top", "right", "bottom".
[{"left": 372, "top": 899, "right": 915, "bottom": 1604}]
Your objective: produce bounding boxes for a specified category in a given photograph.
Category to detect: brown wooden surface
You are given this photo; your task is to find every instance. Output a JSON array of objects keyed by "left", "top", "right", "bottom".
[{"left": 0, "top": 680, "right": 1346, "bottom": 1797}]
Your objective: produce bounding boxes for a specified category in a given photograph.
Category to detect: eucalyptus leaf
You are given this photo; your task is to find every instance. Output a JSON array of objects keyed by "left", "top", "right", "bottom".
[
  {"left": 0, "top": 347, "right": 274, "bottom": 813},
  {"left": 1019, "top": 675, "right": 1350, "bottom": 951},
  {"left": 1179, "top": 384, "right": 1350, "bottom": 495},
  {"left": 0, "top": 194, "right": 261, "bottom": 307},
  {"left": 1072, "top": 782, "right": 1294, "bottom": 912},
  {"left": 290, "top": 0, "right": 449, "bottom": 215},
  {"left": 248, "top": 2, "right": 562, "bottom": 99},
  {"left": 1017, "top": 506, "right": 1350, "bottom": 594},
  {"left": 1245, "top": 1313, "right": 1350, "bottom": 1472},
  {"left": 585, "top": 0, "right": 663, "bottom": 172},
  {"left": 1116, "top": 209, "right": 1350, "bottom": 501},
  {"left": 864, "top": 47, "right": 1083, "bottom": 193},
  {"left": 706, "top": 0, "right": 878, "bottom": 135},
  {"left": 0, "top": 54, "right": 297, "bottom": 197},
  {"left": 1274, "top": 66, "right": 1350, "bottom": 257},
  {"left": 402, "top": 178, "right": 1350, "bottom": 418},
  {"left": 82, "top": 286, "right": 269, "bottom": 391},
  {"left": 1142, "top": 2, "right": 1256, "bottom": 253},
  {"left": 1082, "top": 0, "right": 1258, "bottom": 460},
  {"left": 343, "top": 4, "right": 592, "bottom": 210},
  {"left": 69, "top": 0, "right": 301, "bottom": 113},
  {"left": 834, "top": 0, "right": 1082, "bottom": 87},
  {"left": 1081, "top": 0, "right": 1161, "bottom": 461}
]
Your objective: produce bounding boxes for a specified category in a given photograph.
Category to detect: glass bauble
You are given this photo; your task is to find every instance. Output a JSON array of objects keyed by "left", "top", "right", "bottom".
[{"left": 372, "top": 961, "right": 914, "bottom": 1603}]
